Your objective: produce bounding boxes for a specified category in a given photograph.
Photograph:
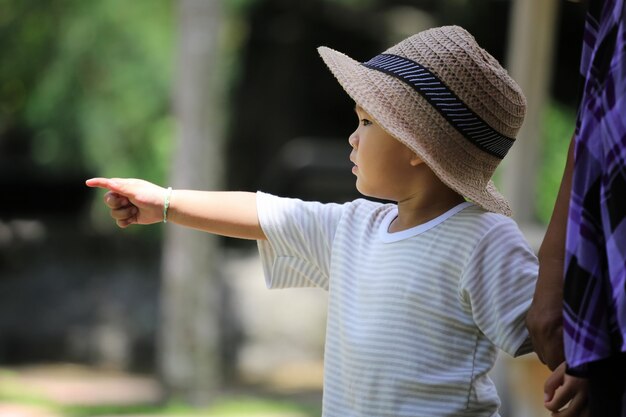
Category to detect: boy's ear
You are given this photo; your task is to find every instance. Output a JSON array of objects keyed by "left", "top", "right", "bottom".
[{"left": 409, "top": 152, "right": 424, "bottom": 167}]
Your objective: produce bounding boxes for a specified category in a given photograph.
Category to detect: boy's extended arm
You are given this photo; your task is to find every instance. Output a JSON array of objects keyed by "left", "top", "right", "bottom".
[
  {"left": 526, "top": 137, "right": 575, "bottom": 370},
  {"left": 85, "top": 177, "right": 266, "bottom": 240}
]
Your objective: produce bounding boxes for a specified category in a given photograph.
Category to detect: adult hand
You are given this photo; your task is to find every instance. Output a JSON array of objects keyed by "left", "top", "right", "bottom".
[
  {"left": 544, "top": 362, "right": 589, "bottom": 417},
  {"left": 86, "top": 177, "right": 167, "bottom": 228},
  {"left": 526, "top": 257, "right": 566, "bottom": 370}
]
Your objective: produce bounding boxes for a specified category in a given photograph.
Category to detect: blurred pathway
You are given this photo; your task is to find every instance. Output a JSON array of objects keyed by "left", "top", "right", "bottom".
[
  {"left": 0, "top": 361, "right": 317, "bottom": 416},
  {"left": 0, "top": 363, "right": 162, "bottom": 406},
  {"left": 0, "top": 404, "right": 60, "bottom": 417},
  {"left": 0, "top": 363, "right": 161, "bottom": 417},
  {"left": 0, "top": 251, "right": 325, "bottom": 417}
]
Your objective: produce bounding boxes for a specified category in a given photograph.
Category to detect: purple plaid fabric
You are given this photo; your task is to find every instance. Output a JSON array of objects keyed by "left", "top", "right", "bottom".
[{"left": 564, "top": 0, "right": 626, "bottom": 374}]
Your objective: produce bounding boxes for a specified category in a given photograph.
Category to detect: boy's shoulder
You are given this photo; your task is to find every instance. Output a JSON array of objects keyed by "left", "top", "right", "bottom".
[
  {"left": 452, "top": 204, "right": 524, "bottom": 235},
  {"left": 343, "top": 198, "right": 396, "bottom": 219},
  {"left": 454, "top": 206, "right": 533, "bottom": 259},
  {"left": 348, "top": 197, "right": 393, "bottom": 209},
  {"left": 459, "top": 204, "right": 511, "bottom": 221},
  {"left": 340, "top": 199, "right": 523, "bottom": 238}
]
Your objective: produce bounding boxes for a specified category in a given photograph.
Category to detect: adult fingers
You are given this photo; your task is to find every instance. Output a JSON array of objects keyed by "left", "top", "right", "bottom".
[
  {"left": 550, "top": 395, "right": 588, "bottom": 417},
  {"left": 546, "top": 387, "right": 575, "bottom": 413},
  {"left": 556, "top": 392, "right": 588, "bottom": 417},
  {"left": 553, "top": 376, "right": 589, "bottom": 417},
  {"left": 546, "top": 371, "right": 586, "bottom": 413},
  {"left": 545, "top": 362, "right": 566, "bottom": 403}
]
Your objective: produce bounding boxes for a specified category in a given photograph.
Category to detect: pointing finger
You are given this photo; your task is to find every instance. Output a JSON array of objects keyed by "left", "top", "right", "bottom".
[{"left": 86, "top": 177, "right": 124, "bottom": 193}]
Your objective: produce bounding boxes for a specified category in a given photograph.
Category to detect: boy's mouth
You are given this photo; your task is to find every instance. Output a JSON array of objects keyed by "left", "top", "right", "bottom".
[{"left": 350, "top": 159, "right": 358, "bottom": 174}]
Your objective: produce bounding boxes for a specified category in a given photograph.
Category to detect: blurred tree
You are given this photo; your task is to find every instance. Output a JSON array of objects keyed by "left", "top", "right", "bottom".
[
  {"left": 159, "top": 0, "right": 232, "bottom": 404},
  {"left": 536, "top": 101, "right": 576, "bottom": 224},
  {"left": 0, "top": 0, "right": 174, "bottom": 183},
  {"left": 0, "top": 0, "right": 175, "bottom": 221}
]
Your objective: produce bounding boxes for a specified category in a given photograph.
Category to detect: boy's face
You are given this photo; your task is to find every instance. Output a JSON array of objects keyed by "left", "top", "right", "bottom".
[{"left": 349, "top": 106, "right": 422, "bottom": 201}]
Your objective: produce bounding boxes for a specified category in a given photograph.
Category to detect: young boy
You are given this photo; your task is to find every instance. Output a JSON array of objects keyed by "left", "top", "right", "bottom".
[{"left": 87, "top": 26, "right": 539, "bottom": 416}]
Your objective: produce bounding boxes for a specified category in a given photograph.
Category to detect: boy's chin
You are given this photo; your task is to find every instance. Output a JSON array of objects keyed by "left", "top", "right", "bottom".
[{"left": 356, "top": 185, "right": 393, "bottom": 203}]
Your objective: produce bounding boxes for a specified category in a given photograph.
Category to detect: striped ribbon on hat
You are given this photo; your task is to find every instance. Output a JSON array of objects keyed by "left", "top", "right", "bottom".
[{"left": 362, "top": 54, "right": 514, "bottom": 159}]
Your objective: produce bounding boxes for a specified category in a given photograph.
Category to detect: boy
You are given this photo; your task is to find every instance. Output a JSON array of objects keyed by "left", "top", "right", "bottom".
[{"left": 87, "top": 26, "right": 538, "bottom": 416}]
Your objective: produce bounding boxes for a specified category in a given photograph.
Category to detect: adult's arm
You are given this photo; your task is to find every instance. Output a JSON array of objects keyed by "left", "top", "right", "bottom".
[{"left": 526, "top": 136, "right": 575, "bottom": 370}]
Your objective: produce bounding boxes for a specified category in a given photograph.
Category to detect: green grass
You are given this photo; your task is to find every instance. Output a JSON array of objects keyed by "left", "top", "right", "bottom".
[
  {"left": 0, "top": 395, "right": 320, "bottom": 417},
  {"left": 0, "top": 369, "right": 58, "bottom": 408},
  {"left": 61, "top": 397, "right": 320, "bottom": 416},
  {"left": 0, "top": 370, "right": 321, "bottom": 417}
]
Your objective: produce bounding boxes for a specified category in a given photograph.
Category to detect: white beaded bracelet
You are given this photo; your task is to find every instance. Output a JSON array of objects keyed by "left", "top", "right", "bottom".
[{"left": 163, "top": 187, "right": 173, "bottom": 223}]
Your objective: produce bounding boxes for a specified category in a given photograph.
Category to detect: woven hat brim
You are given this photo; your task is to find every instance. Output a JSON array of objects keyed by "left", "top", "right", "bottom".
[{"left": 318, "top": 46, "right": 512, "bottom": 216}]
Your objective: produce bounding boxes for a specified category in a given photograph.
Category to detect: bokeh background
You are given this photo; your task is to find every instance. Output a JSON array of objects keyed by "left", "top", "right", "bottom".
[{"left": 0, "top": 0, "right": 585, "bottom": 416}]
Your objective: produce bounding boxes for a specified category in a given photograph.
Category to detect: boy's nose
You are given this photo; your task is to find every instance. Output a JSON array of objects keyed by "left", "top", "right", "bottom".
[{"left": 348, "top": 133, "right": 358, "bottom": 148}]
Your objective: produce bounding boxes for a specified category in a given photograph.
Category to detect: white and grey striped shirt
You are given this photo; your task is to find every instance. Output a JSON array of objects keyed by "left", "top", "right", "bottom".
[{"left": 256, "top": 192, "right": 537, "bottom": 417}]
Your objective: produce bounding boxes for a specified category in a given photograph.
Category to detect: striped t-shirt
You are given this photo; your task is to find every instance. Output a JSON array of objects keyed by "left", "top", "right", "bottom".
[{"left": 256, "top": 192, "right": 537, "bottom": 417}]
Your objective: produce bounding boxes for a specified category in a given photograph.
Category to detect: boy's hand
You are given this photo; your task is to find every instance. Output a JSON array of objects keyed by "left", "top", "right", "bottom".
[
  {"left": 544, "top": 362, "right": 588, "bottom": 417},
  {"left": 86, "top": 178, "right": 167, "bottom": 228}
]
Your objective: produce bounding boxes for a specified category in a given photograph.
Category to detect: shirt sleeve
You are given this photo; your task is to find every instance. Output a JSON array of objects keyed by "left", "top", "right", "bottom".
[
  {"left": 256, "top": 191, "right": 346, "bottom": 290},
  {"left": 459, "top": 218, "right": 538, "bottom": 357}
]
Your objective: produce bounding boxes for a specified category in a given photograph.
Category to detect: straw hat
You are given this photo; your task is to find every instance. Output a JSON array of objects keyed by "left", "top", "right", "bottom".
[{"left": 318, "top": 25, "right": 526, "bottom": 216}]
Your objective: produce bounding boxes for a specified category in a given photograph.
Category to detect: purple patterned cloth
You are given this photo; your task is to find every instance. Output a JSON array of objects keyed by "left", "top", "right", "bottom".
[{"left": 563, "top": 0, "right": 626, "bottom": 374}]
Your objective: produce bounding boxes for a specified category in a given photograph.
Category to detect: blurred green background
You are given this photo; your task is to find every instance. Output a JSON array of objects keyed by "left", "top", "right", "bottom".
[
  {"left": 1, "top": 0, "right": 174, "bottom": 182},
  {"left": 0, "top": 0, "right": 583, "bottom": 416},
  {"left": 0, "top": 0, "right": 580, "bottom": 224}
]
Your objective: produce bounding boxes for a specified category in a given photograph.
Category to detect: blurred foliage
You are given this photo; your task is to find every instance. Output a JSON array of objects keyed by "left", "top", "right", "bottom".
[
  {"left": 0, "top": 0, "right": 578, "bottom": 225},
  {"left": 0, "top": 0, "right": 174, "bottom": 183},
  {"left": 536, "top": 100, "right": 576, "bottom": 224},
  {"left": 323, "top": 0, "right": 376, "bottom": 8}
]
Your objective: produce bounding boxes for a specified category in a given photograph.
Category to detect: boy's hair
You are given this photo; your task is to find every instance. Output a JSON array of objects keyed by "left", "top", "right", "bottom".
[{"left": 319, "top": 25, "right": 526, "bottom": 216}]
